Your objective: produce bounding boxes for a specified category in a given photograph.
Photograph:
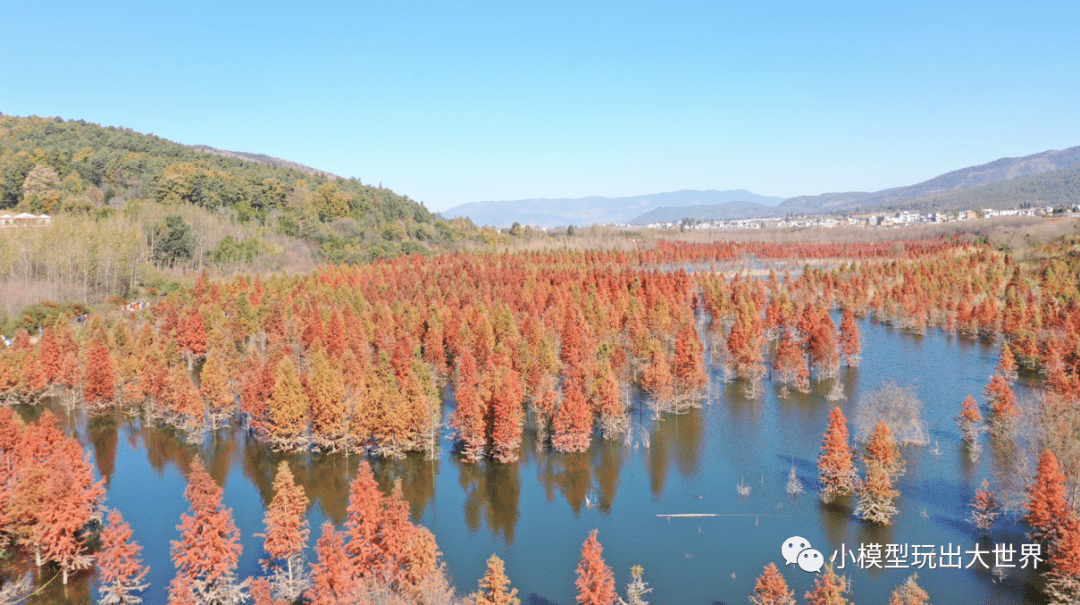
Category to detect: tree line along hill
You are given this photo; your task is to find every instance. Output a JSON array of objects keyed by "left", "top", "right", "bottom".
[{"left": 0, "top": 113, "right": 510, "bottom": 311}]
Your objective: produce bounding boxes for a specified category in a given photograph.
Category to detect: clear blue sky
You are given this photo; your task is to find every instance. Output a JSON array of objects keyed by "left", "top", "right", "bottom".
[{"left": 2, "top": 1, "right": 1077, "bottom": 211}]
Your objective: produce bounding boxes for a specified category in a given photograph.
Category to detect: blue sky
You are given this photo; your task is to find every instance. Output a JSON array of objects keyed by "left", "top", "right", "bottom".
[{"left": 2, "top": 1, "right": 1077, "bottom": 211}]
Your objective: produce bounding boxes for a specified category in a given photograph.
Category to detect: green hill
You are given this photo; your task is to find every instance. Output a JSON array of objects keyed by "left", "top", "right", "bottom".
[
  {"left": 0, "top": 113, "right": 479, "bottom": 263},
  {"left": 0, "top": 114, "right": 495, "bottom": 315}
]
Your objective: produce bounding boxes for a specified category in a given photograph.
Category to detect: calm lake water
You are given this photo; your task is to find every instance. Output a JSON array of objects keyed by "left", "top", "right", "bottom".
[{"left": 24, "top": 316, "right": 1049, "bottom": 604}]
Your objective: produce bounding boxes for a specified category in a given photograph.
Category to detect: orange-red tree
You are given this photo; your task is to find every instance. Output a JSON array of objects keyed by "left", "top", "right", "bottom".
[
  {"left": 673, "top": 324, "right": 706, "bottom": 400},
  {"left": 484, "top": 356, "right": 524, "bottom": 463},
  {"left": 169, "top": 457, "right": 246, "bottom": 605},
  {"left": 177, "top": 306, "right": 208, "bottom": 364},
  {"left": 817, "top": 406, "right": 859, "bottom": 502},
  {"left": 306, "top": 522, "right": 358, "bottom": 605},
  {"left": 804, "top": 563, "right": 851, "bottom": 605},
  {"left": 97, "top": 509, "right": 149, "bottom": 605},
  {"left": 344, "top": 461, "right": 384, "bottom": 579},
  {"left": 888, "top": 573, "right": 930, "bottom": 605},
  {"left": 984, "top": 373, "right": 1018, "bottom": 431},
  {"left": 6, "top": 411, "right": 104, "bottom": 581},
  {"left": 83, "top": 325, "right": 116, "bottom": 410},
  {"left": 749, "top": 562, "right": 795, "bottom": 605},
  {"left": 43, "top": 434, "right": 106, "bottom": 584},
  {"left": 838, "top": 308, "right": 861, "bottom": 367},
  {"left": 1045, "top": 513, "right": 1080, "bottom": 605},
  {"left": 553, "top": 381, "right": 592, "bottom": 453},
  {"left": 955, "top": 395, "right": 984, "bottom": 445},
  {"left": 970, "top": 479, "right": 1001, "bottom": 537},
  {"left": 1026, "top": 449, "right": 1071, "bottom": 550},
  {"left": 471, "top": 553, "right": 520, "bottom": 605},
  {"left": 258, "top": 462, "right": 310, "bottom": 603},
  {"left": 575, "top": 529, "right": 617, "bottom": 605},
  {"left": 855, "top": 420, "right": 903, "bottom": 525}
]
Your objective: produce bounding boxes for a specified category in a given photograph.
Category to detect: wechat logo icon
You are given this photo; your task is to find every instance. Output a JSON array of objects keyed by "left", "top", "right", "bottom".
[{"left": 782, "top": 536, "right": 824, "bottom": 573}]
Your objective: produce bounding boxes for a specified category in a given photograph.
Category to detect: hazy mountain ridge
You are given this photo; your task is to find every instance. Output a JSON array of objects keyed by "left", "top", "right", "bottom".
[
  {"left": 629, "top": 200, "right": 783, "bottom": 224},
  {"left": 776, "top": 146, "right": 1080, "bottom": 215},
  {"left": 443, "top": 189, "right": 785, "bottom": 228},
  {"left": 863, "top": 163, "right": 1080, "bottom": 214}
]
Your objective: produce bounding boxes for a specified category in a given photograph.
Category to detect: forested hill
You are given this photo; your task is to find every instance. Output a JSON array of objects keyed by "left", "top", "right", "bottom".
[{"left": 0, "top": 114, "right": 472, "bottom": 261}]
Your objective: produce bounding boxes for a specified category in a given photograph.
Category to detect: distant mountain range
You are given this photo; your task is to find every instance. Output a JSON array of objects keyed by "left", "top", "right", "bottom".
[
  {"left": 442, "top": 146, "right": 1080, "bottom": 227},
  {"left": 771, "top": 145, "right": 1080, "bottom": 217},
  {"left": 441, "top": 189, "right": 785, "bottom": 228}
]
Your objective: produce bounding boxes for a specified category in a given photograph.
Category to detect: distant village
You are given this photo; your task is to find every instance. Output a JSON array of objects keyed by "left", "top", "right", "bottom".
[
  {"left": 633, "top": 204, "right": 1080, "bottom": 231},
  {"left": 0, "top": 211, "right": 52, "bottom": 227}
]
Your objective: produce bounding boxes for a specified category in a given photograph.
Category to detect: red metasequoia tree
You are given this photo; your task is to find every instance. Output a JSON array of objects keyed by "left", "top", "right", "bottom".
[
  {"left": 83, "top": 325, "right": 116, "bottom": 410},
  {"left": 249, "top": 578, "right": 282, "bottom": 605},
  {"left": 997, "top": 344, "right": 1018, "bottom": 381},
  {"left": 344, "top": 461, "right": 385, "bottom": 578},
  {"left": 42, "top": 434, "right": 107, "bottom": 584},
  {"left": 169, "top": 456, "right": 246, "bottom": 605},
  {"left": 984, "top": 373, "right": 1019, "bottom": 430},
  {"left": 749, "top": 562, "right": 795, "bottom": 605},
  {"left": 855, "top": 420, "right": 903, "bottom": 525},
  {"left": 575, "top": 530, "right": 617, "bottom": 605},
  {"left": 97, "top": 509, "right": 150, "bottom": 605},
  {"left": 307, "top": 351, "right": 348, "bottom": 451},
  {"left": 5, "top": 411, "right": 104, "bottom": 583},
  {"left": 306, "top": 522, "right": 359, "bottom": 605},
  {"left": 817, "top": 406, "right": 859, "bottom": 502},
  {"left": 199, "top": 349, "right": 234, "bottom": 430},
  {"left": 1026, "top": 449, "right": 1071, "bottom": 550},
  {"left": 471, "top": 553, "right": 520, "bottom": 605},
  {"left": 486, "top": 359, "right": 524, "bottom": 463},
  {"left": 673, "top": 324, "right": 707, "bottom": 397},
  {"left": 887, "top": 573, "right": 930, "bottom": 605},
  {"left": 1045, "top": 514, "right": 1080, "bottom": 605},
  {"left": 343, "top": 460, "right": 433, "bottom": 590},
  {"left": 177, "top": 306, "right": 208, "bottom": 362},
  {"left": 955, "top": 395, "right": 984, "bottom": 445},
  {"left": 804, "top": 563, "right": 851, "bottom": 605},
  {"left": 838, "top": 308, "right": 861, "bottom": 367},
  {"left": 773, "top": 325, "right": 806, "bottom": 396},
  {"left": 257, "top": 461, "right": 310, "bottom": 603},
  {"left": 553, "top": 380, "right": 593, "bottom": 453},
  {"left": 970, "top": 478, "right": 1002, "bottom": 537},
  {"left": 266, "top": 357, "right": 309, "bottom": 450}
]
